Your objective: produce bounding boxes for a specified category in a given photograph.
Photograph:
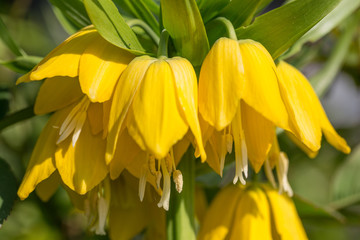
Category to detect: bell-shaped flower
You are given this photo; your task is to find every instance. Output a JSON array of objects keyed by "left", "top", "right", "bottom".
[
  {"left": 106, "top": 56, "right": 206, "bottom": 210},
  {"left": 199, "top": 38, "right": 292, "bottom": 183},
  {"left": 17, "top": 78, "right": 110, "bottom": 198},
  {"left": 17, "top": 26, "right": 134, "bottom": 103},
  {"left": 276, "top": 61, "right": 350, "bottom": 156},
  {"left": 198, "top": 184, "right": 308, "bottom": 240}
]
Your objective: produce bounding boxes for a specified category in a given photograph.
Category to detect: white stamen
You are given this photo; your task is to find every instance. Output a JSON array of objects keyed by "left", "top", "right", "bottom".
[
  {"left": 95, "top": 197, "right": 108, "bottom": 235},
  {"left": 264, "top": 158, "right": 277, "bottom": 188},
  {"left": 233, "top": 138, "right": 247, "bottom": 185},
  {"left": 226, "top": 134, "right": 233, "bottom": 153},
  {"left": 156, "top": 171, "right": 162, "bottom": 189},
  {"left": 158, "top": 160, "right": 171, "bottom": 211},
  {"left": 173, "top": 170, "right": 183, "bottom": 193},
  {"left": 276, "top": 152, "right": 293, "bottom": 197},
  {"left": 139, "top": 164, "right": 148, "bottom": 202},
  {"left": 241, "top": 138, "right": 248, "bottom": 178},
  {"left": 72, "top": 111, "right": 87, "bottom": 146}
]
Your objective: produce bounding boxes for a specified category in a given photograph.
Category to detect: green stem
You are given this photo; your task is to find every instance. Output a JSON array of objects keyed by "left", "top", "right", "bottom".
[
  {"left": 157, "top": 29, "right": 169, "bottom": 57},
  {"left": 0, "top": 106, "right": 35, "bottom": 132},
  {"left": 210, "top": 17, "right": 237, "bottom": 40},
  {"left": 167, "top": 147, "right": 196, "bottom": 240},
  {"left": 311, "top": 13, "right": 359, "bottom": 97},
  {"left": 127, "top": 19, "right": 160, "bottom": 46}
]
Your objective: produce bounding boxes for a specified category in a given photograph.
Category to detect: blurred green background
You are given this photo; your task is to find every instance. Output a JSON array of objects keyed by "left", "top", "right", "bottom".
[{"left": 0, "top": 0, "right": 360, "bottom": 239}]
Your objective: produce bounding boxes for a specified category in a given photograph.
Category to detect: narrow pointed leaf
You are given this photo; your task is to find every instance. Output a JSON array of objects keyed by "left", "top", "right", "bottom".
[
  {"left": 197, "top": 0, "right": 230, "bottom": 23},
  {"left": 84, "top": 0, "right": 145, "bottom": 54},
  {"left": 49, "top": 0, "right": 91, "bottom": 30},
  {"left": 114, "top": 0, "right": 159, "bottom": 33},
  {"left": 161, "top": 0, "right": 209, "bottom": 66},
  {"left": 236, "top": 0, "right": 341, "bottom": 59},
  {"left": 0, "top": 56, "right": 42, "bottom": 74},
  {"left": 0, "top": 16, "right": 25, "bottom": 56},
  {"left": 283, "top": 0, "right": 360, "bottom": 58},
  {"left": 220, "top": 0, "right": 268, "bottom": 28}
]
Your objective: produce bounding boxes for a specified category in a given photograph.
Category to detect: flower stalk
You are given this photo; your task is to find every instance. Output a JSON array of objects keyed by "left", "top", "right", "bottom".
[{"left": 167, "top": 147, "right": 196, "bottom": 240}]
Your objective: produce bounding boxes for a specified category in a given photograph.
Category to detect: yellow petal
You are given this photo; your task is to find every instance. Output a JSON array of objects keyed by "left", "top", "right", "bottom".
[
  {"left": 64, "top": 185, "right": 87, "bottom": 211},
  {"left": 266, "top": 187, "right": 308, "bottom": 240},
  {"left": 227, "top": 187, "right": 272, "bottom": 240},
  {"left": 199, "top": 38, "right": 244, "bottom": 130},
  {"left": 79, "top": 35, "right": 134, "bottom": 102},
  {"left": 30, "top": 28, "right": 98, "bottom": 80},
  {"left": 277, "top": 61, "right": 322, "bottom": 152},
  {"left": 35, "top": 171, "right": 60, "bottom": 202},
  {"left": 286, "top": 131, "right": 319, "bottom": 158},
  {"left": 242, "top": 101, "right": 275, "bottom": 172},
  {"left": 127, "top": 60, "right": 188, "bottom": 159},
  {"left": 17, "top": 107, "right": 70, "bottom": 200},
  {"left": 34, "top": 77, "right": 83, "bottom": 115},
  {"left": 268, "top": 137, "right": 281, "bottom": 168},
  {"left": 109, "top": 129, "right": 142, "bottom": 179},
  {"left": 239, "top": 40, "right": 290, "bottom": 132},
  {"left": 167, "top": 57, "right": 206, "bottom": 160},
  {"left": 278, "top": 61, "right": 350, "bottom": 154},
  {"left": 322, "top": 119, "right": 350, "bottom": 154},
  {"left": 106, "top": 56, "right": 155, "bottom": 163},
  {"left": 55, "top": 120, "right": 108, "bottom": 194},
  {"left": 198, "top": 185, "right": 243, "bottom": 240},
  {"left": 87, "top": 102, "right": 103, "bottom": 135},
  {"left": 204, "top": 139, "right": 221, "bottom": 176}
]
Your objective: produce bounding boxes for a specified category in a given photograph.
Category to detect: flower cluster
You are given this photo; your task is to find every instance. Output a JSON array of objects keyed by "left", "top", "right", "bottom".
[{"left": 17, "top": 27, "right": 350, "bottom": 237}]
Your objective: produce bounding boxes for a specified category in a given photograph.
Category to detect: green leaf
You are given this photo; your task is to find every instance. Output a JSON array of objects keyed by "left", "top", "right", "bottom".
[
  {"left": 236, "top": 0, "right": 341, "bottom": 59},
  {"left": 220, "top": 0, "right": 268, "bottom": 28},
  {"left": 0, "top": 16, "right": 25, "bottom": 57},
  {"left": 197, "top": 0, "right": 230, "bottom": 23},
  {"left": 51, "top": 5, "right": 80, "bottom": 34},
  {"left": 161, "top": 0, "right": 209, "bottom": 66},
  {"left": 84, "top": 0, "right": 145, "bottom": 54},
  {"left": 0, "top": 56, "right": 42, "bottom": 74},
  {"left": 283, "top": 0, "right": 360, "bottom": 58},
  {"left": 114, "top": 0, "right": 159, "bottom": 34},
  {"left": 49, "top": 0, "right": 91, "bottom": 30},
  {"left": 0, "top": 158, "right": 18, "bottom": 225},
  {"left": 293, "top": 194, "right": 345, "bottom": 223},
  {"left": 311, "top": 13, "right": 359, "bottom": 97},
  {"left": 0, "top": 106, "right": 35, "bottom": 132},
  {"left": 330, "top": 145, "right": 360, "bottom": 209}
]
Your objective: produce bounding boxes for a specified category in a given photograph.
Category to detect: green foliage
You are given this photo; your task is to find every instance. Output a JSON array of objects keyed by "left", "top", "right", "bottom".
[
  {"left": 0, "top": 16, "right": 25, "bottom": 57},
  {"left": 84, "top": 0, "right": 146, "bottom": 54},
  {"left": 0, "top": 158, "right": 18, "bottom": 225},
  {"left": 197, "top": 0, "right": 230, "bottom": 23},
  {"left": 114, "top": 0, "right": 159, "bottom": 34},
  {"left": 330, "top": 145, "right": 360, "bottom": 209},
  {"left": 220, "top": 0, "right": 269, "bottom": 28},
  {"left": 0, "top": 56, "right": 41, "bottom": 74},
  {"left": 283, "top": 0, "right": 360, "bottom": 58},
  {"left": 161, "top": 0, "right": 209, "bottom": 66},
  {"left": 49, "top": 0, "right": 91, "bottom": 31},
  {"left": 236, "top": 0, "right": 341, "bottom": 59}
]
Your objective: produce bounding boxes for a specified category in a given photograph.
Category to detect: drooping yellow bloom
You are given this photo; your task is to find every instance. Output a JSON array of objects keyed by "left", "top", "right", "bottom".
[
  {"left": 17, "top": 26, "right": 134, "bottom": 103},
  {"left": 17, "top": 26, "right": 135, "bottom": 198},
  {"left": 17, "top": 82, "right": 109, "bottom": 198},
  {"left": 199, "top": 38, "right": 292, "bottom": 183},
  {"left": 106, "top": 55, "right": 206, "bottom": 210},
  {"left": 277, "top": 61, "right": 350, "bottom": 156},
  {"left": 198, "top": 184, "right": 308, "bottom": 240}
]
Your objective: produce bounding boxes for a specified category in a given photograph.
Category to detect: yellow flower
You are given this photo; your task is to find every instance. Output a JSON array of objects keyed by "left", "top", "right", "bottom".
[
  {"left": 17, "top": 26, "right": 135, "bottom": 198},
  {"left": 198, "top": 38, "right": 292, "bottom": 183},
  {"left": 198, "top": 184, "right": 308, "bottom": 240},
  {"left": 276, "top": 61, "right": 350, "bottom": 156},
  {"left": 17, "top": 26, "right": 134, "bottom": 103},
  {"left": 106, "top": 55, "right": 206, "bottom": 210}
]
